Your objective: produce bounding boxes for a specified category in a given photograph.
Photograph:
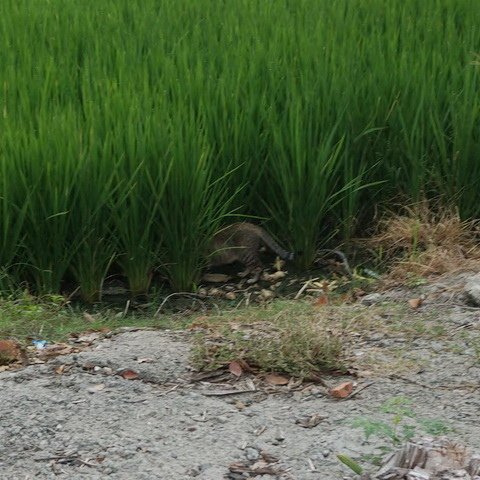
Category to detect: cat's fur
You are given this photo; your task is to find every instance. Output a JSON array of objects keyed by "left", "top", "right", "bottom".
[{"left": 209, "top": 222, "right": 294, "bottom": 282}]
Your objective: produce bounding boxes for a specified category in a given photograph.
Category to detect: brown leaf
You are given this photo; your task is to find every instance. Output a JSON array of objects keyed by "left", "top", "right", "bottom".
[
  {"left": 202, "top": 273, "right": 232, "bottom": 283},
  {"left": 229, "top": 360, "right": 244, "bottom": 377},
  {"left": 296, "top": 413, "right": 327, "bottom": 428},
  {"left": 314, "top": 295, "right": 329, "bottom": 306},
  {"left": 259, "top": 289, "right": 275, "bottom": 301},
  {"left": 229, "top": 460, "right": 282, "bottom": 475},
  {"left": 263, "top": 271, "right": 286, "bottom": 282},
  {"left": 235, "top": 400, "right": 246, "bottom": 410},
  {"left": 408, "top": 298, "right": 423, "bottom": 309},
  {"left": 38, "top": 343, "right": 75, "bottom": 359},
  {"left": 0, "top": 339, "right": 25, "bottom": 365},
  {"left": 119, "top": 369, "right": 139, "bottom": 380},
  {"left": 261, "top": 451, "right": 280, "bottom": 463},
  {"left": 265, "top": 373, "right": 290, "bottom": 385},
  {"left": 329, "top": 381, "right": 354, "bottom": 398},
  {"left": 55, "top": 364, "right": 66, "bottom": 374}
]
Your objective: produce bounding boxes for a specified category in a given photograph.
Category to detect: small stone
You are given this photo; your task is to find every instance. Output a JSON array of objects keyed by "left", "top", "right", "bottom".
[
  {"left": 245, "top": 447, "right": 260, "bottom": 461},
  {"left": 464, "top": 274, "right": 480, "bottom": 306},
  {"left": 186, "top": 467, "right": 201, "bottom": 477},
  {"left": 360, "top": 293, "right": 383, "bottom": 305}
]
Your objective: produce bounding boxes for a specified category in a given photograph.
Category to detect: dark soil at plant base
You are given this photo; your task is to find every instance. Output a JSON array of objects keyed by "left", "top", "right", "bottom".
[
  {"left": 98, "top": 252, "right": 355, "bottom": 312},
  {"left": 1, "top": 272, "right": 479, "bottom": 479}
]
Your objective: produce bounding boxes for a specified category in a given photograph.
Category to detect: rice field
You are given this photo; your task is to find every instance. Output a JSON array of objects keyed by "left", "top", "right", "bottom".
[{"left": 0, "top": 0, "right": 479, "bottom": 299}]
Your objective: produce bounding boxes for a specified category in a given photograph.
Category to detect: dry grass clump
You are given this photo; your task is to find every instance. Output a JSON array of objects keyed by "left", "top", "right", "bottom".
[
  {"left": 190, "top": 302, "right": 347, "bottom": 377},
  {"left": 368, "top": 203, "right": 480, "bottom": 280}
]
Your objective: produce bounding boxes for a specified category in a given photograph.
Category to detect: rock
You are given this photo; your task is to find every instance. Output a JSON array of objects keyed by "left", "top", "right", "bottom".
[
  {"left": 464, "top": 273, "right": 480, "bottom": 306},
  {"left": 360, "top": 293, "right": 383, "bottom": 306},
  {"left": 245, "top": 447, "right": 260, "bottom": 461}
]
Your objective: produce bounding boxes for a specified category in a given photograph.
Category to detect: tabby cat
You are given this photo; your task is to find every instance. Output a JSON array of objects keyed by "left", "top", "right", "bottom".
[{"left": 209, "top": 222, "right": 294, "bottom": 283}]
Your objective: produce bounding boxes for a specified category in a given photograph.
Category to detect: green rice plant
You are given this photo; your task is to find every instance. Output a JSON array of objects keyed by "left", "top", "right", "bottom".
[
  {"left": 0, "top": 0, "right": 479, "bottom": 295},
  {"left": 110, "top": 153, "right": 170, "bottom": 297},
  {"left": 430, "top": 62, "right": 480, "bottom": 219},
  {"left": 0, "top": 134, "right": 30, "bottom": 290},
  {"left": 156, "top": 111, "right": 240, "bottom": 292},
  {"left": 262, "top": 113, "right": 347, "bottom": 268},
  {"left": 10, "top": 112, "right": 84, "bottom": 294},
  {"left": 67, "top": 152, "right": 118, "bottom": 303}
]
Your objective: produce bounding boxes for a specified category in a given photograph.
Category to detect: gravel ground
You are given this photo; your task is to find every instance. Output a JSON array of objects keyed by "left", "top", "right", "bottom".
[{"left": 1, "top": 273, "right": 479, "bottom": 480}]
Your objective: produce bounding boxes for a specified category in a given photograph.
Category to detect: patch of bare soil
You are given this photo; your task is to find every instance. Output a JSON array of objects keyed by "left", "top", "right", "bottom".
[{"left": 1, "top": 272, "right": 479, "bottom": 479}]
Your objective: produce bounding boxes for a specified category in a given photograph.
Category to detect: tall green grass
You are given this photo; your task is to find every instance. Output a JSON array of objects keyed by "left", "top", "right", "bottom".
[{"left": 0, "top": 0, "right": 479, "bottom": 296}]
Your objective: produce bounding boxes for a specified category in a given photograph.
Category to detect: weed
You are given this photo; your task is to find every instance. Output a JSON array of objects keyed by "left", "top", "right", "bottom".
[
  {"left": 340, "top": 396, "right": 451, "bottom": 473},
  {"left": 191, "top": 302, "right": 347, "bottom": 376}
]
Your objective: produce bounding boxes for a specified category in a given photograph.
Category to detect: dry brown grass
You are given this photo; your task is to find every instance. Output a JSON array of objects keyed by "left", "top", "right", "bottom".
[
  {"left": 189, "top": 297, "right": 452, "bottom": 378},
  {"left": 190, "top": 303, "right": 347, "bottom": 377},
  {"left": 368, "top": 202, "right": 480, "bottom": 281}
]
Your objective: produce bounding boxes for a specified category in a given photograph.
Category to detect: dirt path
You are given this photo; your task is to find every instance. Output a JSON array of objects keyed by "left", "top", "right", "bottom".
[{"left": 1, "top": 274, "right": 479, "bottom": 479}]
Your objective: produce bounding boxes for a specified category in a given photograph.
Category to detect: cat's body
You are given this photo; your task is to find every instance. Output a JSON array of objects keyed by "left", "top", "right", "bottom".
[{"left": 209, "top": 222, "right": 294, "bottom": 282}]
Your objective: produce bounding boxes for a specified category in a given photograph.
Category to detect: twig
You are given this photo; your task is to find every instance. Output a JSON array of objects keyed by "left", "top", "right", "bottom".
[
  {"left": 389, "top": 374, "right": 432, "bottom": 389},
  {"left": 343, "top": 381, "right": 374, "bottom": 400},
  {"left": 154, "top": 292, "right": 206, "bottom": 316},
  {"left": 295, "top": 278, "right": 320, "bottom": 300},
  {"left": 157, "top": 384, "right": 180, "bottom": 396},
  {"left": 202, "top": 388, "right": 257, "bottom": 396},
  {"left": 122, "top": 299, "right": 130, "bottom": 318}
]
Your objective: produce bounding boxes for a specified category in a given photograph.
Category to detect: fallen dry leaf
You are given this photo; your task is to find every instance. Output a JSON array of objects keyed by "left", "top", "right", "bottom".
[
  {"left": 259, "top": 289, "right": 275, "bottom": 301},
  {"left": 314, "top": 295, "right": 329, "bottom": 306},
  {"left": 55, "top": 364, "right": 66, "bottom": 374},
  {"left": 119, "top": 369, "right": 139, "bottom": 380},
  {"left": 229, "top": 360, "right": 244, "bottom": 377},
  {"left": 202, "top": 273, "right": 232, "bottom": 283},
  {"left": 38, "top": 343, "right": 76, "bottom": 359},
  {"left": 235, "top": 400, "right": 246, "bottom": 410},
  {"left": 263, "top": 271, "right": 286, "bottom": 282},
  {"left": 261, "top": 451, "right": 280, "bottom": 463},
  {"left": 225, "top": 291, "right": 236, "bottom": 300},
  {"left": 329, "top": 381, "right": 354, "bottom": 398},
  {"left": 296, "top": 413, "right": 327, "bottom": 428},
  {"left": 265, "top": 373, "right": 290, "bottom": 386},
  {"left": 408, "top": 298, "right": 423, "bottom": 309},
  {"left": 229, "top": 460, "right": 282, "bottom": 475},
  {"left": 0, "top": 339, "right": 26, "bottom": 365}
]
